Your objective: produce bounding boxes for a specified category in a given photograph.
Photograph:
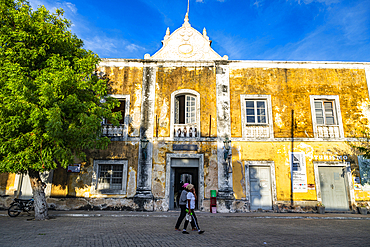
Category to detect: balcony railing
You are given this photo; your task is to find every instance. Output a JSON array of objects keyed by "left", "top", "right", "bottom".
[
  {"left": 316, "top": 125, "right": 340, "bottom": 138},
  {"left": 102, "top": 124, "right": 124, "bottom": 137},
  {"left": 245, "top": 125, "right": 270, "bottom": 138},
  {"left": 173, "top": 124, "right": 198, "bottom": 138}
]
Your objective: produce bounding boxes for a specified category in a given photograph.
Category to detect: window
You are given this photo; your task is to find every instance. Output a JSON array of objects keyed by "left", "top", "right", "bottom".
[
  {"left": 246, "top": 100, "right": 267, "bottom": 124},
  {"left": 310, "top": 95, "right": 343, "bottom": 138},
  {"left": 98, "top": 164, "right": 123, "bottom": 190},
  {"left": 241, "top": 95, "right": 273, "bottom": 139},
  {"left": 171, "top": 89, "right": 200, "bottom": 138},
  {"left": 314, "top": 100, "right": 336, "bottom": 125},
  {"left": 175, "top": 95, "right": 196, "bottom": 124},
  {"left": 92, "top": 160, "right": 128, "bottom": 194},
  {"left": 108, "top": 99, "right": 126, "bottom": 124},
  {"left": 102, "top": 95, "right": 130, "bottom": 139}
]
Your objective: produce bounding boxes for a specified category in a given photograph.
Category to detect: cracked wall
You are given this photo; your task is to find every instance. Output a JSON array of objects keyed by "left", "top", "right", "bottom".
[{"left": 230, "top": 68, "right": 368, "bottom": 138}]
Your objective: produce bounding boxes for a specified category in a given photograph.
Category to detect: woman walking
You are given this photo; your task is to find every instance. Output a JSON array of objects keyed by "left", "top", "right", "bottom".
[
  {"left": 175, "top": 183, "right": 195, "bottom": 231},
  {"left": 182, "top": 184, "right": 204, "bottom": 234}
]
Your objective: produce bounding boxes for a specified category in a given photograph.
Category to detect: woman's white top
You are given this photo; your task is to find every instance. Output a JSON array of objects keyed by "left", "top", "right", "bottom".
[{"left": 186, "top": 192, "right": 195, "bottom": 209}]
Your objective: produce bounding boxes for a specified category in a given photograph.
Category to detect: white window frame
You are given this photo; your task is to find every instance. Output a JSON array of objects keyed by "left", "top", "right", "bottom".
[
  {"left": 310, "top": 95, "right": 344, "bottom": 139},
  {"left": 91, "top": 160, "right": 128, "bottom": 195},
  {"left": 102, "top": 94, "right": 130, "bottom": 139},
  {"left": 240, "top": 95, "right": 273, "bottom": 139},
  {"left": 170, "top": 89, "right": 200, "bottom": 139}
]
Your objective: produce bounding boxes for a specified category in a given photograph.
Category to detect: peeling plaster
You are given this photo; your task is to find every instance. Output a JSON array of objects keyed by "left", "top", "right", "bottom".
[
  {"left": 274, "top": 105, "right": 287, "bottom": 129},
  {"left": 296, "top": 143, "right": 314, "bottom": 159},
  {"left": 238, "top": 161, "right": 245, "bottom": 197},
  {"left": 131, "top": 84, "right": 143, "bottom": 137},
  {"left": 127, "top": 167, "right": 137, "bottom": 197},
  {"left": 358, "top": 100, "right": 370, "bottom": 128},
  {"left": 159, "top": 98, "right": 168, "bottom": 128}
]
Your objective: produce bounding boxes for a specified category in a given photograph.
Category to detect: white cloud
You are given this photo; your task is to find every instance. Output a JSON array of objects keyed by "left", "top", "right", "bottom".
[
  {"left": 253, "top": 0, "right": 262, "bottom": 8},
  {"left": 28, "top": 0, "right": 78, "bottom": 19},
  {"left": 294, "top": 0, "right": 340, "bottom": 5},
  {"left": 83, "top": 36, "right": 117, "bottom": 55},
  {"left": 83, "top": 36, "right": 146, "bottom": 58},
  {"left": 258, "top": 1, "right": 369, "bottom": 61},
  {"left": 65, "top": 2, "right": 77, "bottom": 14},
  {"left": 126, "top": 44, "right": 145, "bottom": 52}
]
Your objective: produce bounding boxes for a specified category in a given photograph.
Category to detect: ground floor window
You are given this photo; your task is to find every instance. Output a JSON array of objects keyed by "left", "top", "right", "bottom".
[
  {"left": 98, "top": 164, "right": 124, "bottom": 190},
  {"left": 92, "top": 160, "right": 128, "bottom": 194}
]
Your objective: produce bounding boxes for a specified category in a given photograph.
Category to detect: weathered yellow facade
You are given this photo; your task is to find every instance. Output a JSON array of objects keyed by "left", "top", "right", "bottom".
[{"left": 2, "top": 14, "right": 370, "bottom": 213}]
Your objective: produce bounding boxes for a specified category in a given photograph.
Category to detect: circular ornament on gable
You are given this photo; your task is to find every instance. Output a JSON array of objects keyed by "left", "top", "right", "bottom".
[{"left": 178, "top": 44, "right": 193, "bottom": 54}]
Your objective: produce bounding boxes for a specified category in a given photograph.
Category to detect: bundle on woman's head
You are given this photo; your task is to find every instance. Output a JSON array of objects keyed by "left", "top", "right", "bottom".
[{"left": 186, "top": 184, "right": 194, "bottom": 190}]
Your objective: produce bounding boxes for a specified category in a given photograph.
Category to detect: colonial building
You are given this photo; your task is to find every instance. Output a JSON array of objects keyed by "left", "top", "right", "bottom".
[{"left": 1, "top": 12, "right": 370, "bottom": 213}]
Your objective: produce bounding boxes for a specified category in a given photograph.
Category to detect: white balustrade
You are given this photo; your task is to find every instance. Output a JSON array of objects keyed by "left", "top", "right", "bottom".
[
  {"left": 173, "top": 124, "right": 198, "bottom": 138},
  {"left": 245, "top": 125, "right": 270, "bottom": 138},
  {"left": 316, "top": 125, "right": 340, "bottom": 138},
  {"left": 102, "top": 124, "right": 124, "bottom": 137}
]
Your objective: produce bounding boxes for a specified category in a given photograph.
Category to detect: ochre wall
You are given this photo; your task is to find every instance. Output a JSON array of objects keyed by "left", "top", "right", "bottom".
[
  {"left": 231, "top": 141, "right": 363, "bottom": 201},
  {"left": 151, "top": 140, "right": 218, "bottom": 200},
  {"left": 155, "top": 66, "right": 217, "bottom": 137},
  {"left": 230, "top": 68, "right": 369, "bottom": 138},
  {"left": 97, "top": 66, "right": 144, "bottom": 137},
  {"left": 0, "top": 173, "right": 16, "bottom": 194},
  {"left": 51, "top": 142, "right": 139, "bottom": 198}
]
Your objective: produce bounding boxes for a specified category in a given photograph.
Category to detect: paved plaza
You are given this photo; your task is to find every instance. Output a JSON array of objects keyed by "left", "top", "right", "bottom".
[{"left": 0, "top": 211, "right": 370, "bottom": 246}]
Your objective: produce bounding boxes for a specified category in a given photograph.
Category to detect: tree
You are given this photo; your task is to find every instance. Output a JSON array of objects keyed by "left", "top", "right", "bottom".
[
  {"left": 348, "top": 128, "right": 370, "bottom": 158},
  {"left": 0, "top": 0, "right": 120, "bottom": 220}
]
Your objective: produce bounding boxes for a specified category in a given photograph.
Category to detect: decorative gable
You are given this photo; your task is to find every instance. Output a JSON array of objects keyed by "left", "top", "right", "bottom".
[{"left": 147, "top": 14, "right": 226, "bottom": 61}]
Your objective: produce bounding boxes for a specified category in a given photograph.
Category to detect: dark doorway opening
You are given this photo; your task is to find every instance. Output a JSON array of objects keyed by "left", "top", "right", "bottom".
[{"left": 173, "top": 167, "right": 199, "bottom": 210}]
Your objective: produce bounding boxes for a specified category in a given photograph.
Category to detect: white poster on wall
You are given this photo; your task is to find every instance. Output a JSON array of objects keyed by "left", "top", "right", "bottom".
[{"left": 290, "top": 152, "right": 308, "bottom": 193}]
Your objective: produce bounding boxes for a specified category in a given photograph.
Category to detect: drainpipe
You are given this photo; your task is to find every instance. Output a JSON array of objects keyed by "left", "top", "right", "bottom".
[{"left": 291, "top": 110, "right": 294, "bottom": 207}]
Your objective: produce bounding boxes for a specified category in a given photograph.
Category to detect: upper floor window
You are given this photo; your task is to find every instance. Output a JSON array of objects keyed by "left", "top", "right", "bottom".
[
  {"left": 246, "top": 100, "right": 267, "bottom": 124},
  {"left": 310, "top": 95, "right": 344, "bottom": 138},
  {"left": 102, "top": 94, "right": 130, "bottom": 139},
  {"left": 241, "top": 95, "right": 273, "bottom": 139},
  {"left": 108, "top": 99, "right": 126, "bottom": 125},
  {"left": 171, "top": 89, "right": 200, "bottom": 138},
  {"left": 314, "top": 100, "right": 336, "bottom": 125},
  {"left": 175, "top": 95, "right": 196, "bottom": 124}
]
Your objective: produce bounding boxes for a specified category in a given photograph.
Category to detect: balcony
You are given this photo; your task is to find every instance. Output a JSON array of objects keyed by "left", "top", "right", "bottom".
[
  {"left": 102, "top": 124, "right": 124, "bottom": 137},
  {"left": 316, "top": 125, "right": 340, "bottom": 138},
  {"left": 173, "top": 124, "right": 198, "bottom": 138},
  {"left": 245, "top": 125, "right": 270, "bottom": 138}
]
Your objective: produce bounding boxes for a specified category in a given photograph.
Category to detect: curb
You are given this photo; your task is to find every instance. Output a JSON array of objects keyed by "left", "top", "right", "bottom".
[{"left": 1, "top": 212, "right": 369, "bottom": 220}]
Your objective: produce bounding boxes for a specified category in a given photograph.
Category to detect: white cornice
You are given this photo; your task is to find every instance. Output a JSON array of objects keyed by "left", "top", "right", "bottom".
[{"left": 99, "top": 58, "right": 370, "bottom": 70}]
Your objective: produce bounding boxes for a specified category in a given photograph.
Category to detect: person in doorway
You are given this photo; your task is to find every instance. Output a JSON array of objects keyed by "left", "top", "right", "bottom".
[
  {"left": 182, "top": 184, "right": 204, "bottom": 234},
  {"left": 175, "top": 183, "right": 195, "bottom": 231}
]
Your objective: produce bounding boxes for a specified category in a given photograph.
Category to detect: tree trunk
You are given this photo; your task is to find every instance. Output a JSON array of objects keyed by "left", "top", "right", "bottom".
[{"left": 29, "top": 169, "right": 49, "bottom": 220}]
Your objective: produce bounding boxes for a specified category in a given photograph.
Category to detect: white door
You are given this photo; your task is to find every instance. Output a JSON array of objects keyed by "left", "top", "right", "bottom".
[
  {"left": 250, "top": 166, "right": 272, "bottom": 210},
  {"left": 319, "top": 166, "right": 349, "bottom": 211}
]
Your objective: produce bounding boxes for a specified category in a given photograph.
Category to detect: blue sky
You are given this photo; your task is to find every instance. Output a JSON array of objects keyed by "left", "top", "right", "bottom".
[{"left": 28, "top": 0, "right": 370, "bottom": 61}]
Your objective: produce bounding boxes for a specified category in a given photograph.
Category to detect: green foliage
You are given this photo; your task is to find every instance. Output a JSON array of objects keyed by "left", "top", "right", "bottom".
[
  {"left": 348, "top": 129, "right": 370, "bottom": 159},
  {"left": 0, "top": 0, "right": 120, "bottom": 173}
]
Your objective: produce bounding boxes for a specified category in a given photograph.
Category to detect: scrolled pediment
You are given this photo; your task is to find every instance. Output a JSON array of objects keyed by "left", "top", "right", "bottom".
[{"left": 148, "top": 14, "right": 226, "bottom": 61}]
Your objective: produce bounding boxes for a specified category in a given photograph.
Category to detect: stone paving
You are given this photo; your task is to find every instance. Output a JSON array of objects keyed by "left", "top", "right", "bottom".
[{"left": 0, "top": 211, "right": 369, "bottom": 246}]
